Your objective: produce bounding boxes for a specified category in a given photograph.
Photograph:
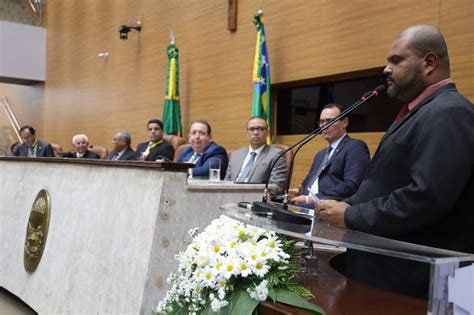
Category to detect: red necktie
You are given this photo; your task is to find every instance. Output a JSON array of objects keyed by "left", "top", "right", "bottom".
[{"left": 394, "top": 103, "right": 410, "bottom": 123}]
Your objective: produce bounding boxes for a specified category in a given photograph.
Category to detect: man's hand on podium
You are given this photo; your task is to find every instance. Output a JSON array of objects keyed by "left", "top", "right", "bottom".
[{"left": 316, "top": 200, "right": 349, "bottom": 228}]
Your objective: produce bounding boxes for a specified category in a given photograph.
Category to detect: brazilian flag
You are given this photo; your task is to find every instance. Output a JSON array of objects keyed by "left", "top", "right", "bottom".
[
  {"left": 163, "top": 41, "right": 182, "bottom": 136},
  {"left": 252, "top": 11, "right": 271, "bottom": 144}
]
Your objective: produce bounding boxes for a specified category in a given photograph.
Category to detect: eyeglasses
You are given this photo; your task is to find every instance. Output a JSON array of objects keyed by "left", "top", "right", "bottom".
[
  {"left": 317, "top": 119, "right": 339, "bottom": 127},
  {"left": 247, "top": 126, "right": 267, "bottom": 133}
]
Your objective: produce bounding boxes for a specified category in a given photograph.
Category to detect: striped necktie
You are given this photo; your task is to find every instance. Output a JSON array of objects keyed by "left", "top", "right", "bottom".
[
  {"left": 314, "top": 146, "right": 332, "bottom": 179},
  {"left": 236, "top": 152, "right": 257, "bottom": 182},
  {"left": 188, "top": 152, "right": 201, "bottom": 164}
]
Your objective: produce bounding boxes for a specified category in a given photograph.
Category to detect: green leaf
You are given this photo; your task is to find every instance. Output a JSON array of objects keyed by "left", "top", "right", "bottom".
[
  {"left": 274, "top": 288, "right": 326, "bottom": 315},
  {"left": 229, "top": 289, "right": 260, "bottom": 315},
  {"left": 267, "top": 287, "right": 276, "bottom": 303}
]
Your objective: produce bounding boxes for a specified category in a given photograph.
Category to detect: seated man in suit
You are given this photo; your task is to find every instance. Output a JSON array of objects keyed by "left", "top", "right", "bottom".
[
  {"left": 177, "top": 120, "right": 228, "bottom": 179},
  {"left": 12, "top": 125, "right": 54, "bottom": 157},
  {"left": 135, "top": 119, "right": 175, "bottom": 161},
  {"left": 288, "top": 103, "right": 370, "bottom": 207},
  {"left": 108, "top": 131, "right": 136, "bottom": 160},
  {"left": 225, "top": 117, "right": 287, "bottom": 198},
  {"left": 62, "top": 134, "right": 101, "bottom": 159}
]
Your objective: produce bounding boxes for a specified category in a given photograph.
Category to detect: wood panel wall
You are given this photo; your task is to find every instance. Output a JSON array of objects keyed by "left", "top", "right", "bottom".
[{"left": 2, "top": 0, "right": 472, "bottom": 187}]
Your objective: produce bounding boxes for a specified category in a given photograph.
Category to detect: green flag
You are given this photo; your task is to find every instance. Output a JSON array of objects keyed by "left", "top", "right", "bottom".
[{"left": 163, "top": 41, "right": 182, "bottom": 136}]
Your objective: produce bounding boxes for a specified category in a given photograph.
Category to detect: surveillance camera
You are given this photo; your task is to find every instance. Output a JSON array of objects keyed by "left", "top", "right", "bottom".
[{"left": 118, "top": 25, "right": 130, "bottom": 40}]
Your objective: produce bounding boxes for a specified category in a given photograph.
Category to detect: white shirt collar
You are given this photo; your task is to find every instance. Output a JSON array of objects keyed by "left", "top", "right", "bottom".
[
  {"left": 248, "top": 144, "right": 265, "bottom": 156},
  {"left": 329, "top": 133, "right": 346, "bottom": 151}
]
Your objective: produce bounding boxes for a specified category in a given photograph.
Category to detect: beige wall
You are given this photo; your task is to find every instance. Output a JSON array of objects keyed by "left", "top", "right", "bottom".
[{"left": 2, "top": 0, "right": 472, "bottom": 186}]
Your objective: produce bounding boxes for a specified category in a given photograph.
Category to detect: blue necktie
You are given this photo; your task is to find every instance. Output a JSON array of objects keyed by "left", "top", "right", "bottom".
[
  {"left": 188, "top": 152, "right": 200, "bottom": 164},
  {"left": 236, "top": 152, "right": 257, "bottom": 182}
]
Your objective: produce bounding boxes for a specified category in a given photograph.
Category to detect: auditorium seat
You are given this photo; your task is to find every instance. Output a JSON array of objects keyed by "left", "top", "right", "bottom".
[
  {"left": 50, "top": 143, "right": 63, "bottom": 157},
  {"left": 163, "top": 135, "right": 187, "bottom": 151},
  {"left": 174, "top": 143, "right": 190, "bottom": 161},
  {"left": 271, "top": 144, "right": 293, "bottom": 183},
  {"left": 88, "top": 146, "right": 108, "bottom": 159}
]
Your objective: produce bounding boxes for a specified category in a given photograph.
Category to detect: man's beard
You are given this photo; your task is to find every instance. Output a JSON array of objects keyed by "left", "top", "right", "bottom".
[{"left": 386, "top": 67, "right": 425, "bottom": 101}]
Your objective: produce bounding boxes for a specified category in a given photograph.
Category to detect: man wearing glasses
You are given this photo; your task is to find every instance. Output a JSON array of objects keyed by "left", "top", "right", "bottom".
[
  {"left": 225, "top": 116, "right": 288, "bottom": 199},
  {"left": 288, "top": 103, "right": 370, "bottom": 207},
  {"left": 12, "top": 125, "right": 54, "bottom": 158}
]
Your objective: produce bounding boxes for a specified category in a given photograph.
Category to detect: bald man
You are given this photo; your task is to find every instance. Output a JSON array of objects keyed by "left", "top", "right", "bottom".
[{"left": 317, "top": 25, "right": 474, "bottom": 297}]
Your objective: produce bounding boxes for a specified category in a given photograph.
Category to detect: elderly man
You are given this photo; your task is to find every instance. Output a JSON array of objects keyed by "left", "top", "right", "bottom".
[
  {"left": 12, "top": 125, "right": 54, "bottom": 157},
  {"left": 62, "top": 134, "right": 100, "bottom": 159},
  {"left": 177, "top": 120, "right": 228, "bottom": 179},
  {"left": 135, "top": 119, "right": 174, "bottom": 161},
  {"left": 225, "top": 117, "right": 287, "bottom": 198},
  {"left": 318, "top": 25, "right": 474, "bottom": 298},
  {"left": 108, "top": 131, "right": 135, "bottom": 160},
  {"left": 288, "top": 103, "right": 370, "bottom": 207}
]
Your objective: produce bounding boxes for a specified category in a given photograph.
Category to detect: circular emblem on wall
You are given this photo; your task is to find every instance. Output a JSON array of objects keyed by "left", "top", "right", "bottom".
[{"left": 24, "top": 189, "right": 51, "bottom": 272}]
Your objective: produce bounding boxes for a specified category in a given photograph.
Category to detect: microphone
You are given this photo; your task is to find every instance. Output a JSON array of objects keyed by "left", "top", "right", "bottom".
[
  {"left": 156, "top": 155, "right": 174, "bottom": 162},
  {"left": 253, "top": 85, "right": 386, "bottom": 219}
]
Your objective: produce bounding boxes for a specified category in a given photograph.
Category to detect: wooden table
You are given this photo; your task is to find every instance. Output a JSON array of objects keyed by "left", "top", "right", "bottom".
[{"left": 259, "top": 250, "right": 426, "bottom": 315}]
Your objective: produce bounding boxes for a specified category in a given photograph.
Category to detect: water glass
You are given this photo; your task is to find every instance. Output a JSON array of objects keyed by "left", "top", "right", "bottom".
[{"left": 208, "top": 158, "right": 221, "bottom": 183}]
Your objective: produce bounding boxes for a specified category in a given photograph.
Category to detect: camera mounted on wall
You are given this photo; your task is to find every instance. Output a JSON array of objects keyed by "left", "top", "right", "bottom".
[{"left": 118, "top": 19, "right": 142, "bottom": 40}]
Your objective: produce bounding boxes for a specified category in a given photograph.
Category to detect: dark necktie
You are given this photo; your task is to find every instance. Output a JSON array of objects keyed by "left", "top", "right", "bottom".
[
  {"left": 394, "top": 103, "right": 409, "bottom": 123},
  {"left": 111, "top": 152, "right": 120, "bottom": 160},
  {"left": 314, "top": 146, "right": 332, "bottom": 180},
  {"left": 236, "top": 152, "right": 257, "bottom": 182}
]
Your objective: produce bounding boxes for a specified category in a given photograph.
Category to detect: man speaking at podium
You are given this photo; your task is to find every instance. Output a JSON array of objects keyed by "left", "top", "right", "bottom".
[{"left": 317, "top": 25, "right": 474, "bottom": 297}]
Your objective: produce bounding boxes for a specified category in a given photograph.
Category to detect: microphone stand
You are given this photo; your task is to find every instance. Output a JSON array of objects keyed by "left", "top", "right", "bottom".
[{"left": 254, "top": 85, "right": 386, "bottom": 216}]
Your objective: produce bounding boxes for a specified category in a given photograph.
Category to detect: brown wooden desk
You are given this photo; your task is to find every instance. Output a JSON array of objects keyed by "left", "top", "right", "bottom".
[{"left": 258, "top": 250, "right": 426, "bottom": 315}]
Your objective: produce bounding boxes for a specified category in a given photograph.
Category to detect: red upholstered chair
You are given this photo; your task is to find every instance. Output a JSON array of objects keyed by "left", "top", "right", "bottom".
[
  {"left": 163, "top": 135, "right": 187, "bottom": 151},
  {"left": 88, "top": 145, "right": 109, "bottom": 159},
  {"left": 174, "top": 144, "right": 191, "bottom": 162},
  {"left": 271, "top": 144, "right": 293, "bottom": 183},
  {"left": 50, "top": 143, "right": 63, "bottom": 157}
]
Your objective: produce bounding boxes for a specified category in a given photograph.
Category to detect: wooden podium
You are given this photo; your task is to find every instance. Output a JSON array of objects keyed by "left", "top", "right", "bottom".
[{"left": 0, "top": 157, "right": 265, "bottom": 314}]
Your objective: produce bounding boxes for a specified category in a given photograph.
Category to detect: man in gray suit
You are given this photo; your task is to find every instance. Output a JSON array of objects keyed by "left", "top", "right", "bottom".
[
  {"left": 225, "top": 117, "right": 288, "bottom": 198},
  {"left": 12, "top": 125, "right": 54, "bottom": 157},
  {"left": 108, "top": 131, "right": 136, "bottom": 160}
]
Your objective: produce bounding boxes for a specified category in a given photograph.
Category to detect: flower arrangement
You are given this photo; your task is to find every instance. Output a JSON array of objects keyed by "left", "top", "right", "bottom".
[{"left": 156, "top": 215, "right": 325, "bottom": 315}]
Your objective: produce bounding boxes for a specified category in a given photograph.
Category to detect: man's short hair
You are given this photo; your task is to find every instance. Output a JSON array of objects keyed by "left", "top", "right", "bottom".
[
  {"left": 117, "top": 131, "right": 132, "bottom": 146},
  {"left": 147, "top": 119, "right": 164, "bottom": 130},
  {"left": 402, "top": 25, "right": 450, "bottom": 68},
  {"left": 323, "top": 103, "right": 344, "bottom": 113},
  {"left": 72, "top": 134, "right": 88, "bottom": 144},
  {"left": 247, "top": 116, "right": 268, "bottom": 128},
  {"left": 19, "top": 125, "right": 36, "bottom": 135},
  {"left": 191, "top": 120, "right": 212, "bottom": 135}
]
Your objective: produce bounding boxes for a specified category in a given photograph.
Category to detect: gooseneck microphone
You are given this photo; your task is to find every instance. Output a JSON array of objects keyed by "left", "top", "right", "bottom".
[{"left": 253, "top": 85, "right": 386, "bottom": 217}]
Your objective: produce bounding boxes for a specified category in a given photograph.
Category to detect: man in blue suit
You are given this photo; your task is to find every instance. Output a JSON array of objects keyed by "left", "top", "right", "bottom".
[
  {"left": 289, "top": 103, "right": 370, "bottom": 207},
  {"left": 177, "top": 120, "right": 228, "bottom": 179}
]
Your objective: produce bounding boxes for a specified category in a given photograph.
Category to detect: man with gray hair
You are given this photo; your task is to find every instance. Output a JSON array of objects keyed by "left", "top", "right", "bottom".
[
  {"left": 62, "top": 134, "right": 100, "bottom": 159},
  {"left": 108, "top": 131, "right": 136, "bottom": 160}
]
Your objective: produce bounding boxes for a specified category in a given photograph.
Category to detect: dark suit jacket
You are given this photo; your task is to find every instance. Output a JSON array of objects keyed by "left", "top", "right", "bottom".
[
  {"left": 344, "top": 83, "right": 474, "bottom": 298},
  {"left": 301, "top": 135, "right": 370, "bottom": 201},
  {"left": 61, "top": 150, "right": 100, "bottom": 159},
  {"left": 345, "top": 84, "right": 474, "bottom": 251},
  {"left": 224, "top": 145, "right": 287, "bottom": 197},
  {"left": 177, "top": 142, "right": 228, "bottom": 179},
  {"left": 135, "top": 140, "right": 174, "bottom": 161},
  {"left": 12, "top": 140, "right": 54, "bottom": 157},
  {"left": 108, "top": 148, "right": 136, "bottom": 160}
]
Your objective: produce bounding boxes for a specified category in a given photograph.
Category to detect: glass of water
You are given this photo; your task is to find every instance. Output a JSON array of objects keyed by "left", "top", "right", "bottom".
[{"left": 208, "top": 158, "right": 221, "bottom": 183}]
